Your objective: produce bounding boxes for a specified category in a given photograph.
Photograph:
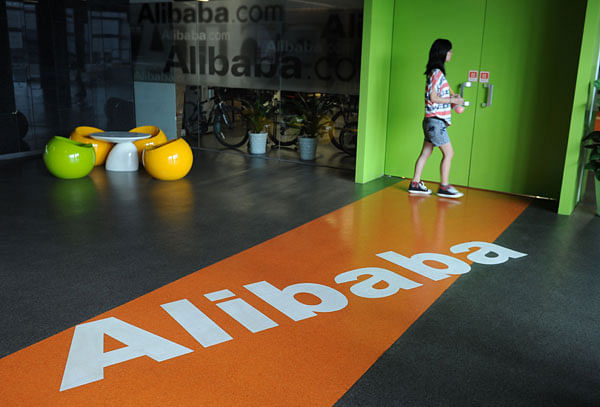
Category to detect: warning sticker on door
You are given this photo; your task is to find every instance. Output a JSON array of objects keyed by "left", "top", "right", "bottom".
[
  {"left": 468, "top": 70, "right": 479, "bottom": 82},
  {"left": 480, "top": 71, "right": 490, "bottom": 83}
]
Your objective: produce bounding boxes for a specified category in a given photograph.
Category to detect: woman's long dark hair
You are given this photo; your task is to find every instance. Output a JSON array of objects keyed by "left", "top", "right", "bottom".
[{"left": 424, "top": 39, "right": 452, "bottom": 76}]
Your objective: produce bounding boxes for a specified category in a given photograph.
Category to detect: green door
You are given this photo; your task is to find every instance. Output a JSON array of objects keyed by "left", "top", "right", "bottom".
[
  {"left": 385, "top": 0, "right": 486, "bottom": 186},
  {"left": 468, "top": 0, "right": 586, "bottom": 198},
  {"left": 385, "top": 0, "right": 586, "bottom": 198}
]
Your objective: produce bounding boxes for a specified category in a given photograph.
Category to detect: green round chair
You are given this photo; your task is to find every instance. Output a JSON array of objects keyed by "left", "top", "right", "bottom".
[{"left": 43, "top": 136, "right": 96, "bottom": 179}]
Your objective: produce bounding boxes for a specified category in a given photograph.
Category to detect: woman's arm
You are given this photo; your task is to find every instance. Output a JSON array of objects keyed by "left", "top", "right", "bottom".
[
  {"left": 429, "top": 71, "right": 463, "bottom": 104},
  {"left": 430, "top": 91, "right": 463, "bottom": 105}
]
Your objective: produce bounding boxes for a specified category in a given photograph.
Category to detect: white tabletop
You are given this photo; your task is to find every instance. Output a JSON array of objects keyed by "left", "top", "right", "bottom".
[{"left": 90, "top": 131, "right": 151, "bottom": 143}]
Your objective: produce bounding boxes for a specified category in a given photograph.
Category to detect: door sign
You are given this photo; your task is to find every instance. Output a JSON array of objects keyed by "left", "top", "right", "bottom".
[
  {"left": 480, "top": 71, "right": 490, "bottom": 83},
  {"left": 468, "top": 70, "right": 479, "bottom": 82}
]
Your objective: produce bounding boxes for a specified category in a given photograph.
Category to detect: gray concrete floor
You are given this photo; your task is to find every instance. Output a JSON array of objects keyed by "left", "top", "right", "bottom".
[{"left": 0, "top": 150, "right": 391, "bottom": 359}]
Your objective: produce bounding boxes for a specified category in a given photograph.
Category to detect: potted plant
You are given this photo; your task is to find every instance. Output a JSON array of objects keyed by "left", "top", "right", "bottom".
[
  {"left": 241, "top": 97, "right": 277, "bottom": 155},
  {"left": 286, "top": 93, "right": 335, "bottom": 160}
]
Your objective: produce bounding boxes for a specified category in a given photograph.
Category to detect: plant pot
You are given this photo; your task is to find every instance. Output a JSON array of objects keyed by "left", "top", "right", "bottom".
[
  {"left": 595, "top": 111, "right": 600, "bottom": 131},
  {"left": 248, "top": 132, "right": 268, "bottom": 154},
  {"left": 298, "top": 136, "right": 317, "bottom": 160}
]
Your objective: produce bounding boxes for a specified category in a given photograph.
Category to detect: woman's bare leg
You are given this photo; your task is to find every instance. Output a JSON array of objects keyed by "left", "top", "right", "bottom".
[
  {"left": 413, "top": 141, "right": 434, "bottom": 182},
  {"left": 439, "top": 142, "right": 454, "bottom": 185}
]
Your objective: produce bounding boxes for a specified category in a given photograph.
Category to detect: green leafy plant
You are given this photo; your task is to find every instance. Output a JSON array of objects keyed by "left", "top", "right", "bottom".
[
  {"left": 241, "top": 98, "right": 277, "bottom": 134},
  {"left": 584, "top": 80, "right": 600, "bottom": 180},
  {"left": 583, "top": 130, "right": 600, "bottom": 181},
  {"left": 287, "top": 93, "right": 335, "bottom": 138}
]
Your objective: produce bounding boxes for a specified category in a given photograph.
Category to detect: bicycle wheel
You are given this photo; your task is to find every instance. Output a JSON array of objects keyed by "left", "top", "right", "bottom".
[
  {"left": 339, "top": 121, "right": 358, "bottom": 156},
  {"left": 213, "top": 104, "right": 247, "bottom": 148},
  {"left": 326, "top": 110, "right": 345, "bottom": 151},
  {"left": 269, "top": 117, "right": 301, "bottom": 146},
  {"left": 183, "top": 102, "right": 203, "bottom": 137}
]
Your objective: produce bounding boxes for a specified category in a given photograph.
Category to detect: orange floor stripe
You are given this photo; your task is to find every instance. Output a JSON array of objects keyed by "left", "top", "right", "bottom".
[{"left": 0, "top": 182, "right": 530, "bottom": 406}]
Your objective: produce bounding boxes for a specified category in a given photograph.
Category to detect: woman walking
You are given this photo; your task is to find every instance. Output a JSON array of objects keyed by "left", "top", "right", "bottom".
[{"left": 408, "top": 38, "right": 464, "bottom": 198}]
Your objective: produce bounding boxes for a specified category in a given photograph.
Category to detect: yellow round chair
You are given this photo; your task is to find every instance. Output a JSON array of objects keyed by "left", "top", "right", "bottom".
[
  {"left": 142, "top": 138, "right": 193, "bottom": 181},
  {"left": 130, "top": 126, "right": 167, "bottom": 160},
  {"left": 69, "top": 126, "right": 113, "bottom": 166}
]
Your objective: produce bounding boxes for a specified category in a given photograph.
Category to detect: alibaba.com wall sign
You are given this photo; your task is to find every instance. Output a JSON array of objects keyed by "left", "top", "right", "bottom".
[{"left": 60, "top": 241, "right": 526, "bottom": 392}]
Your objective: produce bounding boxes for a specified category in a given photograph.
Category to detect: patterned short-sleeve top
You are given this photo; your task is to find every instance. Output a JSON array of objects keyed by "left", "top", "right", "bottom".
[{"left": 425, "top": 68, "right": 451, "bottom": 125}]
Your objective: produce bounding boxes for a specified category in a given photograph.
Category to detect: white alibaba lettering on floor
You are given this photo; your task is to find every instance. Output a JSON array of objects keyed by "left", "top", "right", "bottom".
[{"left": 60, "top": 241, "right": 526, "bottom": 391}]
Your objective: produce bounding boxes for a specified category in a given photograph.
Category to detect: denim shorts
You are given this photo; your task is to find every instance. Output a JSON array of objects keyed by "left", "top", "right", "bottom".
[{"left": 422, "top": 117, "right": 450, "bottom": 146}]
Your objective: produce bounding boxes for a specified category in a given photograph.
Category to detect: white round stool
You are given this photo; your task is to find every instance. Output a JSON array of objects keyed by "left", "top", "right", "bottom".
[{"left": 90, "top": 132, "right": 151, "bottom": 171}]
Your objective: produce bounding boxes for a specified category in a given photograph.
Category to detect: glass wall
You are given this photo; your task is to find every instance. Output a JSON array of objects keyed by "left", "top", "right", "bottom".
[
  {"left": 0, "top": 0, "right": 135, "bottom": 156},
  {"left": 0, "top": 0, "right": 363, "bottom": 172},
  {"left": 130, "top": 0, "right": 363, "bottom": 170}
]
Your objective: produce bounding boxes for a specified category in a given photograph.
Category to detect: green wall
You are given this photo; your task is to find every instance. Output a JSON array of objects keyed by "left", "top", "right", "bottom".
[
  {"left": 355, "top": 0, "right": 394, "bottom": 183},
  {"left": 558, "top": 0, "right": 600, "bottom": 215}
]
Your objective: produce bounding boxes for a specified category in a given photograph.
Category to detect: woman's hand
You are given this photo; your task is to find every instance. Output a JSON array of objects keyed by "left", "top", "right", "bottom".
[{"left": 450, "top": 95, "right": 464, "bottom": 105}]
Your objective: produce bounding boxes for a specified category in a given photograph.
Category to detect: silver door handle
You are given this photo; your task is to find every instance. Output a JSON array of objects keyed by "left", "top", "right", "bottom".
[
  {"left": 482, "top": 83, "right": 494, "bottom": 107},
  {"left": 458, "top": 82, "right": 471, "bottom": 107}
]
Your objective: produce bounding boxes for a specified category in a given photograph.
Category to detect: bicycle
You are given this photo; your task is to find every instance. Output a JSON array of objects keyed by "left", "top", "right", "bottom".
[
  {"left": 338, "top": 122, "right": 358, "bottom": 156},
  {"left": 269, "top": 91, "right": 302, "bottom": 147},
  {"left": 269, "top": 92, "right": 358, "bottom": 156},
  {"left": 327, "top": 94, "right": 358, "bottom": 156},
  {"left": 183, "top": 87, "right": 244, "bottom": 148}
]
